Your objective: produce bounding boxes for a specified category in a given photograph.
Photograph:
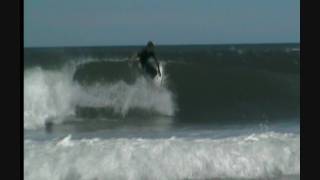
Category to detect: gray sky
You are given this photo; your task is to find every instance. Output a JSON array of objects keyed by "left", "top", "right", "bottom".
[{"left": 24, "top": 0, "right": 300, "bottom": 47}]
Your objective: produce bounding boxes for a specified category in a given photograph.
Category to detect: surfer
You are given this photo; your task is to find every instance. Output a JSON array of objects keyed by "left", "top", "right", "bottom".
[{"left": 131, "top": 41, "right": 161, "bottom": 78}]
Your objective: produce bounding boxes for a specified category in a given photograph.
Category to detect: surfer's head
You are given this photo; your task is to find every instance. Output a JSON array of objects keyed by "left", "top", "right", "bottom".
[{"left": 146, "top": 41, "right": 155, "bottom": 51}]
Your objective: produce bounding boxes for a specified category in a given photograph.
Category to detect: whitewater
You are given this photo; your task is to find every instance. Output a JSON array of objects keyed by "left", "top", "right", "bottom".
[{"left": 24, "top": 58, "right": 175, "bottom": 130}]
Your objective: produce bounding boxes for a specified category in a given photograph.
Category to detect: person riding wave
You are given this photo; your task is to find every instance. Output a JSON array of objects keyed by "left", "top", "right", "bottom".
[{"left": 131, "top": 41, "right": 161, "bottom": 78}]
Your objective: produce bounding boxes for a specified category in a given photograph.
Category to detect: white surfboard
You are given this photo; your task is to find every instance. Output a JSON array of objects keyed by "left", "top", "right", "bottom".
[
  {"left": 153, "top": 64, "right": 163, "bottom": 86},
  {"left": 146, "top": 57, "right": 163, "bottom": 86}
]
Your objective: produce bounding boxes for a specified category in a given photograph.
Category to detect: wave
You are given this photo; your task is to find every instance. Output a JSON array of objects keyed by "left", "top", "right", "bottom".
[
  {"left": 24, "top": 132, "right": 300, "bottom": 180},
  {"left": 24, "top": 58, "right": 176, "bottom": 130},
  {"left": 24, "top": 52, "right": 299, "bottom": 129}
]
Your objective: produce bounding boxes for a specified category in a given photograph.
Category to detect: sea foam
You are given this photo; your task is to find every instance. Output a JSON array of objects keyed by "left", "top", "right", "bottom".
[
  {"left": 24, "top": 58, "right": 175, "bottom": 130},
  {"left": 24, "top": 132, "right": 300, "bottom": 180}
]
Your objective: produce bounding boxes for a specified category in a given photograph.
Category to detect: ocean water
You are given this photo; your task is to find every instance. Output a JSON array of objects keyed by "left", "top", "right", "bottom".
[{"left": 24, "top": 43, "right": 300, "bottom": 180}]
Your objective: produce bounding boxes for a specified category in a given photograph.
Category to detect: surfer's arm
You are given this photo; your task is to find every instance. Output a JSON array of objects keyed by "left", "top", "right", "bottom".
[{"left": 129, "top": 52, "right": 140, "bottom": 62}]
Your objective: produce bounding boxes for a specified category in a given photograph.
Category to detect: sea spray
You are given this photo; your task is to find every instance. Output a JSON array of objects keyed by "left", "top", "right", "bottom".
[{"left": 24, "top": 58, "right": 176, "bottom": 129}]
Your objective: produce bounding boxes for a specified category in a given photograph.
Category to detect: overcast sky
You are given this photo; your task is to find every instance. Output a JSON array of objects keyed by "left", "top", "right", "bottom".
[{"left": 24, "top": 0, "right": 300, "bottom": 47}]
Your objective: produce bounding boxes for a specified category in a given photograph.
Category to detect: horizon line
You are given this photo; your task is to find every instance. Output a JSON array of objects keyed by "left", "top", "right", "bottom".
[{"left": 24, "top": 41, "right": 300, "bottom": 49}]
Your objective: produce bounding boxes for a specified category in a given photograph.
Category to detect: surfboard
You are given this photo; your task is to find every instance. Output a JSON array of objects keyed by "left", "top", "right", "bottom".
[
  {"left": 153, "top": 63, "right": 163, "bottom": 86},
  {"left": 147, "top": 57, "right": 163, "bottom": 86}
]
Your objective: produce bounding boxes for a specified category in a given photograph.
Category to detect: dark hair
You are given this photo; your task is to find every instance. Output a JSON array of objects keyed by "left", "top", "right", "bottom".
[{"left": 147, "top": 41, "right": 154, "bottom": 47}]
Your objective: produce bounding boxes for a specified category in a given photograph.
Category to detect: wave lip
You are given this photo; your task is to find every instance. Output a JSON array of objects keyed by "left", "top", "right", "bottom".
[{"left": 24, "top": 132, "right": 300, "bottom": 180}]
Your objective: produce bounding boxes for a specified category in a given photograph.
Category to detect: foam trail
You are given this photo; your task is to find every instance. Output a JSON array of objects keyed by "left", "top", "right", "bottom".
[
  {"left": 76, "top": 77, "right": 175, "bottom": 116},
  {"left": 24, "top": 132, "right": 300, "bottom": 180}
]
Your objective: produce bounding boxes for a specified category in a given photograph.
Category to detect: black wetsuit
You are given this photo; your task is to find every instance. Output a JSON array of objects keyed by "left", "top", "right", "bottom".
[{"left": 137, "top": 48, "right": 158, "bottom": 78}]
